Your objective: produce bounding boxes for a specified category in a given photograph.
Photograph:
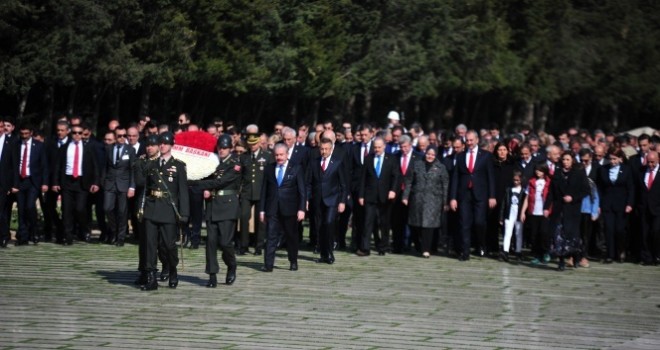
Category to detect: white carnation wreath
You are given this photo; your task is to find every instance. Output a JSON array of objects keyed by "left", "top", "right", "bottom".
[{"left": 171, "top": 145, "right": 219, "bottom": 180}]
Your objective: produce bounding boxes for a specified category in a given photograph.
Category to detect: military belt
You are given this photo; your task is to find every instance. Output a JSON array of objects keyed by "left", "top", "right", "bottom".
[
  {"left": 214, "top": 190, "right": 238, "bottom": 196},
  {"left": 149, "top": 190, "right": 170, "bottom": 198}
]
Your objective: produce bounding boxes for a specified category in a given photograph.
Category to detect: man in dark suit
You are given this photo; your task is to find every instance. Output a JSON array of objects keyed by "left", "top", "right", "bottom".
[
  {"left": 515, "top": 143, "right": 537, "bottom": 188},
  {"left": 282, "top": 126, "right": 309, "bottom": 244},
  {"left": 239, "top": 133, "right": 273, "bottom": 255},
  {"left": 307, "top": 137, "right": 348, "bottom": 264},
  {"left": 629, "top": 134, "right": 652, "bottom": 177},
  {"left": 0, "top": 118, "right": 14, "bottom": 247},
  {"left": 83, "top": 123, "right": 109, "bottom": 242},
  {"left": 259, "top": 143, "right": 306, "bottom": 271},
  {"left": 449, "top": 130, "right": 497, "bottom": 260},
  {"left": 358, "top": 137, "right": 401, "bottom": 256},
  {"left": 102, "top": 126, "right": 136, "bottom": 246},
  {"left": 52, "top": 124, "right": 100, "bottom": 245},
  {"left": 350, "top": 124, "right": 374, "bottom": 250},
  {"left": 126, "top": 126, "right": 145, "bottom": 241},
  {"left": 391, "top": 135, "right": 420, "bottom": 253},
  {"left": 12, "top": 124, "right": 49, "bottom": 245},
  {"left": 43, "top": 120, "right": 70, "bottom": 242},
  {"left": 638, "top": 151, "right": 660, "bottom": 265}
]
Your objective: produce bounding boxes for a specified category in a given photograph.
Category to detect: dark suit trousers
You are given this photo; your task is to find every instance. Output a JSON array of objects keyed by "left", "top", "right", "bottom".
[
  {"left": 602, "top": 210, "right": 627, "bottom": 260},
  {"left": 104, "top": 186, "right": 128, "bottom": 241},
  {"left": 62, "top": 177, "right": 90, "bottom": 242},
  {"left": 351, "top": 192, "right": 364, "bottom": 249},
  {"left": 145, "top": 219, "right": 178, "bottom": 272},
  {"left": 16, "top": 178, "right": 39, "bottom": 242},
  {"left": 362, "top": 202, "right": 393, "bottom": 253},
  {"left": 0, "top": 190, "right": 9, "bottom": 242},
  {"left": 240, "top": 198, "right": 265, "bottom": 250},
  {"left": 88, "top": 190, "right": 107, "bottom": 238},
  {"left": 640, "top": 210, "right": 660, "bottom": 263},
  {"left": 336, "top": 200, "right": 352, "bottom": 249},
  {"left": 264, "top": 212, "right": 298, "bottom": 268},
  {"left": 43, "top": 189, "right": 63, "bottom": 240},
  {"left": 315, "top": 201, "right": 338, "bottom": 257},
  {"left": 457, "top": 190, "right": 488, "bottom": 256},
  {"left": 205, "top": 220, "right": 237, "bottom": 274},
  {"left": 391, "top": 200, "right": 408, "bottom": 252},
  {"left": 137, "top": 219, "right": 168, "bottom": 272}
]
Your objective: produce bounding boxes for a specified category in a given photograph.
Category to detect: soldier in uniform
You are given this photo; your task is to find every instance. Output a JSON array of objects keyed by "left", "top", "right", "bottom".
[
  {"left": 133, "top": 134, "right": 169, "bottom": 285},
  {"left": 141, "top": 132, "right": 189, "bottom": 291},
  {"left": 196, "top": 134, "right": 241, "bottom": 287},
  {"left": 238, "top": 133, "right": 274, "bottom": 255}
]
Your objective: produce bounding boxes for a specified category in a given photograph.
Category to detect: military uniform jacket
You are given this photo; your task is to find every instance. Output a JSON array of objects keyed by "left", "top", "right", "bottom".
[
  {"left": 197, "top": 154, "right": 242, "bottom": 222},
  {"left": 239, "top": 149, "right": 274, "bottom": 201},
  {"left": 143, "top": 157, "right": 190, "bottom": 224}
]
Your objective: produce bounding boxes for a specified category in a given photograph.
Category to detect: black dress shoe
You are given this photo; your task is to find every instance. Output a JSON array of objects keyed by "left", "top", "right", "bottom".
[
  {"left": 328, "top": 252, "right": 335, "bottom": 264},
  {"left": 237, "top": 248, "right": 247, "bottom": 256},
  {"left": 159, "top": 270, "right": 170, "bottom": 281},
  {"left": 378, "top": 251, "right": 385, "bottom": 256},
  {"left": 141, "top": 272, "right": 158, "bottom": 291},
  {"left": 253, "top": 249, "right": 262, "bottom": 256},
  {"left": 315, "top": 256, "right": 329, "bottom": 264},
  {"left": 190, "top": 242, "right": 199, "bottom": 249},
  {"left": 168, "top": 270, "right": 178, "bottom": 288},
  {"left": 226, "top": 267, "right": 236, "bottom": 285},
  {"left": 289, "top": 262, "right": 298, "bottom": 271},
  {"left": 206, "top": 274, "right": 217, "bottom": 288},
  {"left": 356, "top": 249, "right": 370, "bottom": 257},
  {"left": 558, "top": 261, "right": 566, "bottom": 271},
  {"left": 15, "top": 240, "right": 29, "bottom": 246},
  {"left": 458, "top": 254, "right": 470, "bottom": 261},
  {"left": 84, "top": 233, "right": 92, "bottom": 243},
  {"left": 115, "top": 240, "right": 125, "bottom": 247},
  {"left": 0, "top": 239, "right": 7, "bottom": 248},
  {"left": 63, "top": 240, "right": 73, "bottom": 246},
  {"left": 261, "top": 266, "right": 273, "bottom": 272}
]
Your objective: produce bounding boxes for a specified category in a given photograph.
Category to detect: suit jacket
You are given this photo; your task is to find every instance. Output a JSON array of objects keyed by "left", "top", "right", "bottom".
[
  {"left": 359, "top": 153, "right": 401, "bottom": 204},
  {"left": 449, "top": 148, "right": 496, "bottom": 202},
  {"left": 514, "top": 157, "right": 537, "bottom": 187},
  {"left": 143, "top": 157, "right": 190, "bottom": 224},
  {"left": 196, "top": 154, "right": 241, "bottom": 221},
  {"left": 395, "top": 149, "right": 421, "bottom": 195},
  {"left": 103, "top": 143, "right": 136, "bottom": 192},
  {"left": 45, "top": 136, "right": 69, "bottom": 185},
  {"left": 288, "top": 144, "right": 309, "bottom": 169},
  {"left": 0, "top": 135, "right": 14, "bottom": 191},
  {"left": 350, "top": 140, "right": 373, "bottom": 193},
  {"left": 53, "top": 140, "right": 100, "bottom": 190},
  {"left": 259, "top": 162, "right": 305, "bottom": 217},
  {"left": 597, "top": 163, "right": 634, "bottom": 212},
  {"left": 584, "top": 163, "right": 600, "bottom": 182},
  {"left": 636, "top": 165, "right": 660, "bottom": 216},
  {"left": 306, "top": 150, "right": 348, "bottom": 208},
  {"left": 13, "top": 138, "right": 48, "bottom": 189}
]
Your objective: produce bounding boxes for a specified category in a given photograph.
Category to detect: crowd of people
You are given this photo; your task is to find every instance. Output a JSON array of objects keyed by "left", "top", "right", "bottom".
[{"left": 1, "top": 112, "right": 659, "bottom": 289}]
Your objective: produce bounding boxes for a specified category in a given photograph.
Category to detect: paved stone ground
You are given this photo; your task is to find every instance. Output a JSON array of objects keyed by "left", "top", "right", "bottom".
[{"left": 1, "top": 237, "right": 660, "bottom": 349}]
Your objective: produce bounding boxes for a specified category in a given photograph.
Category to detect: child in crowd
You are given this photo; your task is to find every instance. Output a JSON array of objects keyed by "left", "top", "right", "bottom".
[
  {"left": 499, "top": 170, "right": 526, "bottom": 261},
  {"left": 521, "top": 163, "right": 551, "bottom": 265}
]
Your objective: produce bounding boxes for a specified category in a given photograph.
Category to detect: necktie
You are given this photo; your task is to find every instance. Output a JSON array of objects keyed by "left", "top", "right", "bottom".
[
  {"left": 401, "top": 153, "right": 408, "bottom": 175},
  {"left": 20, "top": 141, "right": 28, "bottom": 178},
  {"left": 72, "top": 142, "right": 80, "bottom": 178},
  {"left": 363, "top": 143, "right": 368, "bottom": 158},
  {"left": 115, "top": 145, "right": 121, "bottom": 165},
  {"left": 161, "top": 158, "right": 166, "bottom": 168},
  {"left": 375, "top": 155, "right": 382, "bottom": 178},
  {"left": 468, "top": 150, "right": 474, "bottom": 188},
  {"left": 642, "top": 155, "right": 646, "bottom": 166},
  {"left": 321, "top": 157, "right": 327, "bottom": 172},
  {"left": 252, "top": 152, "right": 256, "bottom": 161},
  {"left": 549, "top": 163, "right": 555, "bottom": 176},
  {"left": 648, "top": 169, "right": 654, "bottom": 191},
  {"left": 277, "top": 165, "right": 284, "bottom": 186},
  {"left": 468, "top": 149, "right": 475, "bottom": 173}
]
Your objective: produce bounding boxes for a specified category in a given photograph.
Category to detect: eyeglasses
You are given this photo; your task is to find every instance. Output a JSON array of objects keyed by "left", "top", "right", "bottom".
[
  {"left": 116, "top": 134, "right": 126, "bottom": 138},
  {"left": 71, "top": 131, "right": 83, "bottom": 135}
]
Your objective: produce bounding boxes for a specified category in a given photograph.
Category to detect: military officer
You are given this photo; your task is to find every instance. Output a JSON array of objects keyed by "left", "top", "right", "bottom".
[
  {"left": 196, "top": 134, "right": 242, "bottom": 287},
  {"left": 238, "top": 133, "right": 274, "bottom": 255},
  {"left": 141, "top": 132, "right": 189, "bottom": 291}
]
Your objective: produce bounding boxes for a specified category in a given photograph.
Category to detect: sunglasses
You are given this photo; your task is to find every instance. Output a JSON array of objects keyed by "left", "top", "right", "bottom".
[
  {"left": 116, "top": 134, "right": 126, "bottom": 138},
  {"left": 71, "top": 131, "right": 83, "bottom": 135}
]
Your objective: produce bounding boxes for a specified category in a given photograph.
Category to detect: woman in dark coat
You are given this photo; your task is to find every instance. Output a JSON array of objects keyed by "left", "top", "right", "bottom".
[
  {"left": 544, "top": 151, "right": 590, "bottom": 271},
  {"left": 402, "top": 147, "right": 449, "bottom": 258},
  {"left": 597, "top": 149, "right": 634, "bottom": 263},
  {"left": 487, "top": 142, "right": 516, "bottom": 253}
]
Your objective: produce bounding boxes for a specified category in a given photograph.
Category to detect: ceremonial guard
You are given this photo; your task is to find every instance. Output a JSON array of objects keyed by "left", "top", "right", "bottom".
[
  {"left": 196, "top": 134, "right": 241, "bottom": 287},
  {"left": 141, "top": 132, "right": 189, "bottom": 291}
]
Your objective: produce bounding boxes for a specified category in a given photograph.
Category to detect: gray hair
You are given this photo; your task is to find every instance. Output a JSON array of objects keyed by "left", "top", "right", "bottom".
[
  {"left": 399, "top": 134, "right": 412, "bottom": 145},
  {"left": 281, "top": 127, "right": 296, "bottom": 138},
  {"left": 273, "top": 143, "right": 289, "bottom": 153}
]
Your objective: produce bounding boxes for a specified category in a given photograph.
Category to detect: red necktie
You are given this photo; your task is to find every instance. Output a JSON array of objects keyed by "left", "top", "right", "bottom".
[
  {"left": 648, "top": 169, "right": 654, "bottom": 191},
  {"left": 73, "top": 142, "right": 80, "bottom": 178},
  {"left": 468, "top": 149, "right": 474, "bottom": 188},
  {"left": 20, "top": 141, "right": 28, "bottom": 178},
  {"left": 468, "top": 149, "right": 475, "bottom": 173},
  {"left": 401, "top": 153, "right": 408, "bottom": 175},
  {"left": 321, "top": 157, "right": 327, "bottom": 172}
]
